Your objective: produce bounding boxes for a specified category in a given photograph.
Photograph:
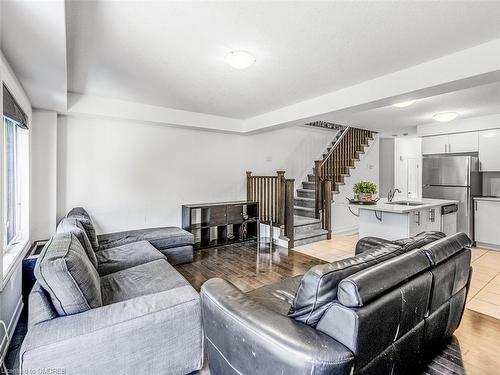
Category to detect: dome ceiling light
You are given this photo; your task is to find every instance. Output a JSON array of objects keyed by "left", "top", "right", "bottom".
[
  {"left": 433, "top": 112, "right": 459, "bottom": 122},
  {"left": 225, "top": 50, "right": 256, "bottom": 69}
]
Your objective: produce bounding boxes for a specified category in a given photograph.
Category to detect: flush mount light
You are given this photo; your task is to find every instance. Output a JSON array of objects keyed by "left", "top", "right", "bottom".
[
  {"left": 393, "top": 100, "right": 415, "bottom": 108},
  {"left": 433, "top": 112, "right": 459, "bottom": 122},
  {"left": 225, "top": 50, "right": 256, "bottom": 69}
]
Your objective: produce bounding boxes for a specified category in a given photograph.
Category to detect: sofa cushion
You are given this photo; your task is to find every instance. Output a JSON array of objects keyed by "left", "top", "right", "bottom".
[
  {"left": 337, "top": 249, "right": 431, "bottom": 307},
  {"left": 96, "top": 240, "right": 166, "bottom": 276},
  {"left": 56, "top": 217, "right": 98, "bottom": 269},
  {"left": 288, "top": 243, "right": 405, "bottom": 326},
  {"left": 67, "top": 207, "right": 99, "bottom": 251},
  {"left": 100, "top": 259, "right": 189, "bottom": 305},
  {"left": 420, "top": 232, "right": 472, "bottom": 266},
  {"left": 97, "top": 227, "right": 193, "bottom": 251},
  {"left": 246, "top": 275, "right": 303, "bottom": 315},
  {"left": 393, "top": 231, "right": 446, "bottom": 252},
  {"left": 35, "top": 232, "right": 102, "bottom": 316},
  {"left": 161, "top": 245, "right": 194, "bottom": 265}
]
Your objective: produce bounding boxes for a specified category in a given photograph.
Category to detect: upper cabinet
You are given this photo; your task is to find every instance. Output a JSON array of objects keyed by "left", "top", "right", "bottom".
[
  {"left": 448, "top": 132, "right": 479, "bottom": 153},
  {"left": 422, "top": 131, "right": 478, "bottom": 155},
  {"left": 478, "top": 129, "right": 500, "bottom": 171},
  {"left": 422, "top": 134, "right": 448, "bottom": 154}
]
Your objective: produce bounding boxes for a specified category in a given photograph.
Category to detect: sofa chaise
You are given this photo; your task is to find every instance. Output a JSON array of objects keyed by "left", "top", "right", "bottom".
[
  {"left": 201, "top": 231, "right": 472, "bottom": 375},
  {"left": 66, "top": 207, "right": 194, "bottom": 265},
  {"left": 20, "top": 208, "right": 202, "bottom": 375}
]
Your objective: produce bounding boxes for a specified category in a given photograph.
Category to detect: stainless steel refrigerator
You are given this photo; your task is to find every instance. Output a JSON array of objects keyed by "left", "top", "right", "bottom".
[{"left": 422, "top": 155, "right": 482, "bottom": 241}]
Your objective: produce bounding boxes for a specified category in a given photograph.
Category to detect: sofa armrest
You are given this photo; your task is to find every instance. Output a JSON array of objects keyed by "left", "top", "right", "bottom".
[
  {"left": 355, "top": 236, "right": 393, "bottom": 255},
  {"left": 21, "top": 285, "right": 203, "bottom": 375},
  {"left": 201, "top": 278, "right": 354, "bottom": 375}
]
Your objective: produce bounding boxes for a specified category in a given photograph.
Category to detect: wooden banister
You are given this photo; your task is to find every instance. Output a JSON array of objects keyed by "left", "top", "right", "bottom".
[
  {"left": 284, "top": 178, "right": 295, "bottom": 249},
  {"left": 246, "top": 171, "right": 294, "bottom": 249},
  {"left": 314, "top": 127, "right": 375, "bottom": 235}
]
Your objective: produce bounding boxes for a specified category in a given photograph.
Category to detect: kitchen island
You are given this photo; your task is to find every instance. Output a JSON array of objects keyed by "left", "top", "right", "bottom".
[{"left": 351, "top": 198, "right": 458, "bottom": 240}]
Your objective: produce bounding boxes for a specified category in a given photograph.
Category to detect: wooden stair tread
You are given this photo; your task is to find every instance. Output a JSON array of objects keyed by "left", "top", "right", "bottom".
[
  {"left": 294, "top": 215, "right": 321, "bottom": 227},
  {"left": 294, "top": 206, "right": 315, "bottom": 211},
  {"left": 294, "top": 228, "right": 328, "bottom": 240}
]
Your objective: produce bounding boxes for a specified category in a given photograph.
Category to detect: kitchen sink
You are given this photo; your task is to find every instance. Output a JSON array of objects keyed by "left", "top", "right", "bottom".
[{"left": 386, "top": 201, "right": 425, "bottom": 206}]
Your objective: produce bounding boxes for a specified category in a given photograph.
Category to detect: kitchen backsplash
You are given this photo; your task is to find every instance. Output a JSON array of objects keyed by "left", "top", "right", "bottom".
[{"left": 483, "top": 172, "right": 500, "bottom": 196}]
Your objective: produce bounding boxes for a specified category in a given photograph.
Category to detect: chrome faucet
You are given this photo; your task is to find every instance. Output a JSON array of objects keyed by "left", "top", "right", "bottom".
[{"left": 387, "top": 188, "right": 401, "bottom": 202}]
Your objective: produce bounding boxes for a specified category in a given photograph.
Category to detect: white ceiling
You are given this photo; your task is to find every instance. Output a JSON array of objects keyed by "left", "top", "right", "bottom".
[
  {"left": 0, "top": 0, "right": 67, "bottom": 112},
  {"left": 328, "top": 81, "right": 500, "bottom": 136},
  {"left": 66, "top": 1, "right": 500, "bottom": 119}
]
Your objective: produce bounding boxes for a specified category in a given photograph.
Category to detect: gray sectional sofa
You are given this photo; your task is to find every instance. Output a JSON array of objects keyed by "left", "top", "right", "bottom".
[{"left": 20, "top": 208, "right": 202, "bottom": 375}]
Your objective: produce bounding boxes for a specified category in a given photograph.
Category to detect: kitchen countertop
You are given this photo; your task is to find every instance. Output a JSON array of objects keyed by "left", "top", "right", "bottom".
[
  {"left": 350, "top": 198, "right": 458, "bottom": 213},
  {"left": 473, "top": 196, "right": 500, "bottom": 202}
]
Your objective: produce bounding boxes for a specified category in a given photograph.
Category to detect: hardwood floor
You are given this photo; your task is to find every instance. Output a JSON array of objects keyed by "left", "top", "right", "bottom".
[
  {"left": 176, "top": 241, "right": 325, "bottom": 292},
  {"left": 177, "top": 240, "right": 500, "bottom": 375}
]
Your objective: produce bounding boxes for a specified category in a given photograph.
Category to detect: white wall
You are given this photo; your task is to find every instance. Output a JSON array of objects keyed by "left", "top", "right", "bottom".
[
  {"left": 31, "top": 110, "right": 58, "bottom": 241},
  {"left": 56, "top": 115, "right": 335, "bottom": 234},
  {"left": 379, "top": 138, "right": 395, "bottom": 198},
  {"left": 394, "top": 137, "right": 422, "bottom": 200},
  {"left": 332, "top": 135, "right": 380, "bottom": 235}
]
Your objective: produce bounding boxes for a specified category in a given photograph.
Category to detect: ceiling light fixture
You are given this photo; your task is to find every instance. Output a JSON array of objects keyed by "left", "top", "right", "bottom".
[
  {"left": 393, "top": 100, "right": 415, "bottom": 108},
  {"left": 433, "top": 112, "right": 459, "bottom": 122},
  {"left": 225, "top": 50, "right": 256, "bottom": 69}
]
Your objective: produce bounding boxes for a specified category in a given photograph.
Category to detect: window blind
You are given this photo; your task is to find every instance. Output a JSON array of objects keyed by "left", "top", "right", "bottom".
[{"left": 3, "top": 84, "right": 28, "bottom": 129}]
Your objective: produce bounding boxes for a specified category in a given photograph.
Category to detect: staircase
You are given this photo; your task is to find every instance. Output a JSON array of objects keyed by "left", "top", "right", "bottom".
[{"left": 292, "top": 126, "right": 375, "bottom": 247}]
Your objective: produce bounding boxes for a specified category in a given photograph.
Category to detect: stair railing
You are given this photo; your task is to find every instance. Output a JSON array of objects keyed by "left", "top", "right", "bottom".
[
  {"left": 314, "top": 127, "right": 374, "bottom": 237},
  {"left": 246, "top": 171, "right": 295, "bottom": 248}
]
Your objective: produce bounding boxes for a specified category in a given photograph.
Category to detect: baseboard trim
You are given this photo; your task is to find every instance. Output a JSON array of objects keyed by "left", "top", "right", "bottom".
[
  {"left": 0, "top": 296, "right": 23, "bottom": 362},
  {"left": 333, "top": 225, "right": 359, "bottom": 236},
  {"left": 476, "top": 242, "right": 500, "bottom": 251}
]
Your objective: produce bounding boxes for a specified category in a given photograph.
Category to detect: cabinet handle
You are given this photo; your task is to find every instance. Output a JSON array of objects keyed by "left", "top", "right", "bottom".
[
  {"left": 475, "top": 201, "right": 478, "bottom": 211},
  {"left": 445, "top": 144, "right": 447, "bottom": 153},
  {"left": 415, "top": 211, "right": 421, "bottom": 225},
  {"left": 429, "top": 209, "right": 435, "bottom": 222},
  {"left": 449, "top": 143, "right": 451, "bottom": 153}
]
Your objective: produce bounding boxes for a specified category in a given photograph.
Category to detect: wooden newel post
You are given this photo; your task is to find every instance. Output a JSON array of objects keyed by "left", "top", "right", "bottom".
[
  {"left": 314, "top": 160, "right": 322, "bottom": 219},
  {"left": 323, "top": 179, "right": 332, "bottom": 240},
  {"left": 276, "top": 171, "right": 286, "bottom": 226},
  {"left": 285, "top": 178, "right": 295, "bottom": 249},
  {"left": 246, "top": 171, "right": 252, "bottom": 201}
]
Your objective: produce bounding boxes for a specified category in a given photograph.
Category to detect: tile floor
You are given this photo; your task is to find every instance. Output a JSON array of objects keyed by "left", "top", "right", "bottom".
[{"left": 294, "top": 234, "right": 500, "bottom": 320}]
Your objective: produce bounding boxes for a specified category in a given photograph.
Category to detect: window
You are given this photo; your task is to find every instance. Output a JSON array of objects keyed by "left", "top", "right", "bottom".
[
  {"left": 2, "top": 84, "right": 29, "bottom": 255},
  {"left": 3, "top": 116, "right": 21, "bottom": 249}
]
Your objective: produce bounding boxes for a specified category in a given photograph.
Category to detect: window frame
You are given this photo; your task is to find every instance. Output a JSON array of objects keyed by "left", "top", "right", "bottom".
[{"left": 3, "top": 115, "right": 23, "bottom": 252}]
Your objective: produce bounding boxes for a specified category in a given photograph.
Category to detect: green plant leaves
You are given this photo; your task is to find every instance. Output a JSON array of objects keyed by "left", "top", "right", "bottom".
[{"left": 353, "top": 181, "right": 378, "bottom": 194}]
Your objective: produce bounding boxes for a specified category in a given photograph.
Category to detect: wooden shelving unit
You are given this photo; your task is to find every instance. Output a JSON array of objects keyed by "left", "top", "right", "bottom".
[{"left": 182, "top": 201, "right": 259, "bottom": 249}]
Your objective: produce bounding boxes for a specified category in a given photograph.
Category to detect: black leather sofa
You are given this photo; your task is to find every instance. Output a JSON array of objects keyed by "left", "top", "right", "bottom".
[{"left": 201, "top": 231, "right": 472, "bottom": 375}]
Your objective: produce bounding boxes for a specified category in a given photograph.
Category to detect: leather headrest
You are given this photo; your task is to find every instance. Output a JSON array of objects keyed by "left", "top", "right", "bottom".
[
  {"left": 421, "top": 232, "right": 472, "bottom": 266},
  {"left": 337, "top": 249, "right": 430, "bottom": 307},
  {"left": 392, "top": 231, "right": 446, "bottom": 252}
]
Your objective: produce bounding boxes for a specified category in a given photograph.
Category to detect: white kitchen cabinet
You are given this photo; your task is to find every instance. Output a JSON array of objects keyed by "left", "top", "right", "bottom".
[
  {"left": 408, "top": 207, "right": 441, "bottom": 236},
  {"left": 448, "top": 132, "right": 478, "bottom": 153},
  {"left": 422, "top": 132, "right": 478, "bottom": 155},
  {"left": 422, "top": 135, "right": 448, "bottom": 155},
  {"left": 478, "top": 129, "right": 500, "bottom": 171},
  {"left": 474, "top": 199, "right": 500, "bottom": 248}
]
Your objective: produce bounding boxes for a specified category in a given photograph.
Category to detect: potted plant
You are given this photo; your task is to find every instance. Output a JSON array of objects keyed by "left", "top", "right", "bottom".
[{"left": 353, "top": 181, "right": 378, "bottom": 202}]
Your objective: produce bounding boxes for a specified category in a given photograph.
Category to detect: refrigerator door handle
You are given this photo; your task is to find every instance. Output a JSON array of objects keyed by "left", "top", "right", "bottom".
[
  {"left": 466, "top": 189, "right": 470, "bottom": 217},
  {"left": 466, "top": 157, "right": 470, "bottom": 186}
]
